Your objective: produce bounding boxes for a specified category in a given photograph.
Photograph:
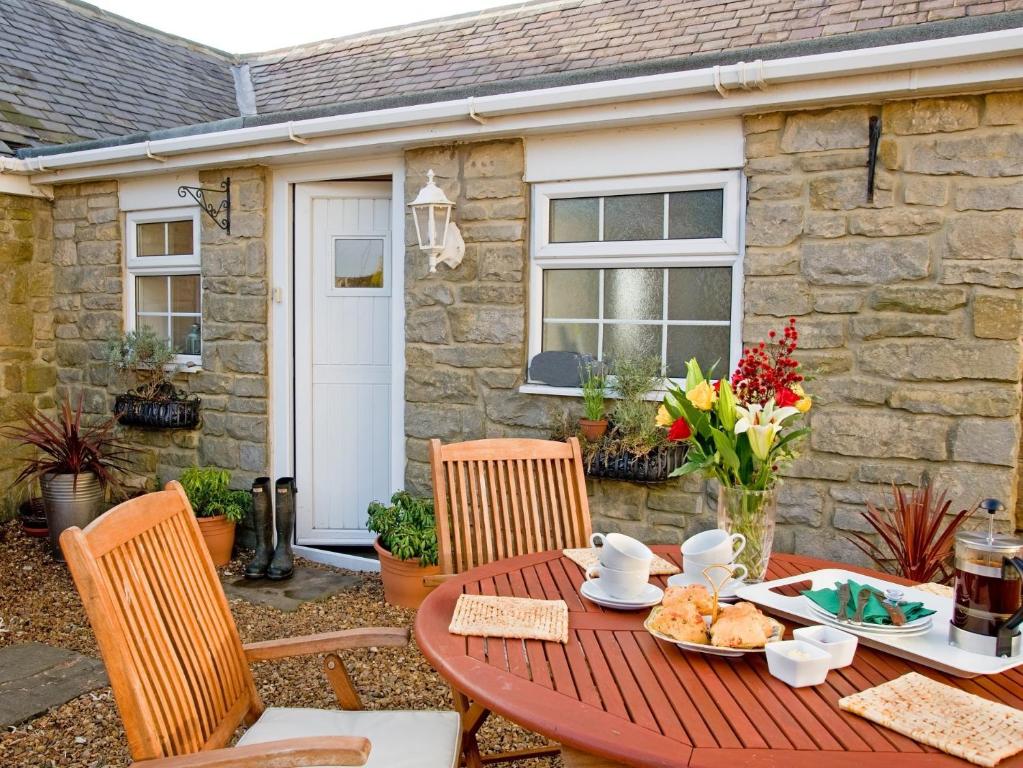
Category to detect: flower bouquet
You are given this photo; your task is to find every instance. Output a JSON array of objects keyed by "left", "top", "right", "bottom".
[{"left": 659, "top": 319, "right": 811, "bottom": 581}]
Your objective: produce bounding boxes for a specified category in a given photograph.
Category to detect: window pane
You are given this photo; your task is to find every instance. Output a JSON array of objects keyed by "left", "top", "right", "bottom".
[
  {"left": 666, "top": 326, "right": 731, "bottom": 379},
  {"left": 172, "top": 317, "right": 202, "bottom": 355},
  {"left": 136, "top": 276, "right": 168, "bottom": 313},
  {"left": 668, "top": 189, "right": 724, "bottom": 239},
  {"left": 334, "top": 238, "right": 384, "bottom": 288},
  {"left": 550, "top": 197, "right": 598, "bottom": 243},
  {"left": 542, "top": 322, "right": 597, "bottom": 357},
  {"left": 136, "top": 314, "right": 168, "bottom": 340},
  {"left": 170, "top": 275, "right": 200, "bottom": 313},
  {"left": 543, "top": 269, "right": 598, "bottom": 319},
  {"left": 667, "top": 267, "right": 732, "bottom": 321},
  {"left": 603, "top": 324, "right": 662, "bottom": 365},
  {"left": 137, "top": 222, "right": 166, "bottom": 257},
  {"left": 604, "top": 268, "right": 663, "bottom": 320},
  {"left": 167, "top": 220, "right": 194, "bottom": 255},
  {"left": 603, "top": 194, "right": 663, "bottom": 241}
]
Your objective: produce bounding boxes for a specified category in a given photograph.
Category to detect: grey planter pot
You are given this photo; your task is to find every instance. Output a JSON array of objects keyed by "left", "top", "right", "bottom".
[{"left": 41, "top": 472, "right": 103, "bottom": 561}]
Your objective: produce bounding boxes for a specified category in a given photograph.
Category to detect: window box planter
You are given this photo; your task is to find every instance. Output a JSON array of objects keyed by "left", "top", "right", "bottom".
[
  {"left": 585, "top": 443, "right": 687, "bottom": 483},
  {"left": 114, "top": 391, "right": 200, "bottom": 429}
]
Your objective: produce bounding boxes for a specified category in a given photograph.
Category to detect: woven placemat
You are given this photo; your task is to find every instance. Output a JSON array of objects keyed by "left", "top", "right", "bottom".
[
  {"left": 839, "top": 672, "right": 1023, "bottom": 767},
  {"left": 913, "top": 582, "right": 954, "bottom": 598},
  {"left": 448, "top": 594, "right": 569, "bottom": 644},
  {"left": 563, "top": 547, "right": 680, "bottom": 576}
]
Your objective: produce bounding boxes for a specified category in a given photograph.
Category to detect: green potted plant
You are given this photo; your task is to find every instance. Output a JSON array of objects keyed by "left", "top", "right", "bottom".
[
  {"left": 179, "top": 466, "right": 250, "bottom": 566},
  {"left": 2, "top": 393, "right": 131, "bottom": 560},
  {"left": 367, "top": 491, "right": 441, "bottom": 608},
  {"left": 578, "top": 361, "right": 608, "bottom": 442},
  {"left": 106, "top": 327, "right": 200, "bottom": 429}
]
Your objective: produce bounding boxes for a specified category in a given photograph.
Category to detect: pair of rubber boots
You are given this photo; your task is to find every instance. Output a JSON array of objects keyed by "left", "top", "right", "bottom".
[{"left": 244, "top": 477, "right": 295, "bottom": 580}]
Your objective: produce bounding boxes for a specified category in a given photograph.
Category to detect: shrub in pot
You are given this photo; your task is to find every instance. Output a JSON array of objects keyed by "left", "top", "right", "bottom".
[
  {"left": 179, "top": 467, "right": 250, "bottom": 566},
  {"left": 2, "top": 394, "right": 131, "bottom": 560},
  {"left": 367, "top": 491, "right": 441, "bottom": 608},
  {"left": 106, "top": 328, "right": 200, "bottom": 429},
  {"left": 578, "top": 362, "right": 608, "bottom": 442}
]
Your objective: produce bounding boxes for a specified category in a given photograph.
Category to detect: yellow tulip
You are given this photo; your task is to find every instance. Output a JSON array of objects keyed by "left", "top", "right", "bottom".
[
  {"left": 686, "top": 380, "right": 717, "bottom": 411},
  {"left": 656, "top": 404, "right": 674, "bottom": 427}
]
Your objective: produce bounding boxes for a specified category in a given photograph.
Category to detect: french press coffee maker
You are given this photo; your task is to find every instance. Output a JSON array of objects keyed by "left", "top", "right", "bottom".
[{"left": 948, "top": 499, "right": 1023, "bottom": 657}]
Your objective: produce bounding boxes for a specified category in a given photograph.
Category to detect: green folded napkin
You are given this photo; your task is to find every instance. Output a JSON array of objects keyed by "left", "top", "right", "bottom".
[{"left": 801, "top": 580, "right": 936, "bottom": 625}]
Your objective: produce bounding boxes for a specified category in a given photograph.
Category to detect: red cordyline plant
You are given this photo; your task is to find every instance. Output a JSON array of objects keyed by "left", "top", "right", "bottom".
[
  {"left": 1, "top": 393, "right": 133, "bottom": 493},
  {"left": 731, "top": 317, "right": 803, "bottom": 405},
  {"left": 844, "top": 482, "right": 977, "bottom": 584}
]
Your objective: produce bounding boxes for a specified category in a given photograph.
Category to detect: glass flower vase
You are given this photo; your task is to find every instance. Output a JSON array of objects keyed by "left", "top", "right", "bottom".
[{"left": 716, "top": 485, "right": 778, "bottom": 583}]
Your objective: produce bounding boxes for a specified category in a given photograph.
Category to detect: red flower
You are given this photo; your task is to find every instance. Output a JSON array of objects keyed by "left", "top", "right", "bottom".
[
  {"left": 713, "top": 379, "right": 722, "bottom": 392},
  {"left": 667, "top": 418, "right": 692, "bottom": 441},
  {"left": 775, "top": 387, "right": 800, "bottom": 407}
]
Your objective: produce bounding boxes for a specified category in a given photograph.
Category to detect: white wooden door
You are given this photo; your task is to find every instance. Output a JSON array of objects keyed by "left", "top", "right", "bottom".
[{"left": 294, "top": 182, "right": 392, "bottom": 545}]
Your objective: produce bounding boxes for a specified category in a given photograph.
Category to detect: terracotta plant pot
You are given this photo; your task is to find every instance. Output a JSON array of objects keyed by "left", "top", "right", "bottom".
[
  {"left": 19, "top": 497, "right": 48, "bottom": 538},
  {"left": 374, "top": 537, "right": 442, "bottom": 609},
  {"left": 197, "top": 515, "right": 236, "bottom": 567},
  {"left": 578, "top": 418, "right": 608, "bottom": 442}
]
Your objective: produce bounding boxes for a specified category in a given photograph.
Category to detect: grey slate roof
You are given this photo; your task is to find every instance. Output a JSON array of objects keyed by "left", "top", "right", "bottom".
[
  {"left": 4, "top": 0, "right": 1022, "bottom": 157},
  {"left": 0, "top": 0, "right": 237, "bottom": 151}
]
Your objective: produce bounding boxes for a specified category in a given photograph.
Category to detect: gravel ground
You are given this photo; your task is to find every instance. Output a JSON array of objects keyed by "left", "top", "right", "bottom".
[{"left": 0, "top": 521, "right": 561, "bottom": 768}]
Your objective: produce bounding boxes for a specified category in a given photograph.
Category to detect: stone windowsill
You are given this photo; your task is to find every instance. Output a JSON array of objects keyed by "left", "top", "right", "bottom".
[{"left": 518, "top": 383, "right": 668, "bottom": 401}]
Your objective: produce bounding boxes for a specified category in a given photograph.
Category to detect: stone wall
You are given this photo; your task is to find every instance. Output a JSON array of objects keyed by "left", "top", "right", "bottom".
[
  {"left": 51, "top": 168, "right": 270, "bottom": 510},
  {"left": 0, "top": 192, "right": 55, "bottom": 509}
]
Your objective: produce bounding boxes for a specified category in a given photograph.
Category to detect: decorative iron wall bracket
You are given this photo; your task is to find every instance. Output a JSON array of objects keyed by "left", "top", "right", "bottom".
[{"left": 178, "top": 177, "right": 230, "bottom": 233}]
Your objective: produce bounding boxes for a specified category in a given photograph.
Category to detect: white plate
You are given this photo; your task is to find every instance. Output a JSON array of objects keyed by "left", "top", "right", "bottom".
[
  {"left": 644, "top": 605, "right": 784, "bottom": 657},
  {"left": 580, "top": 580, "right": 663, "bottom": 610},
  {"left": 805, "top": 604, "right": 932, "bottom": 637},
  {"left": 805, "top": 600, "right": 932, "bottom": 634},
  {"left": 667, "top": 572, "right": 743, "bottom": 602}
]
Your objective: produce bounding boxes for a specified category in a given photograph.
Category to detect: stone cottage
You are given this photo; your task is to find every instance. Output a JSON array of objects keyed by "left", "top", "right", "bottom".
[{"left": 1, "top": 0, "right": 1021, "bottom": 568}]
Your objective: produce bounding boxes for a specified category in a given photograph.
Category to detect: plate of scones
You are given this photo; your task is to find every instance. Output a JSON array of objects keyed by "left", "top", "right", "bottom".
[{"left": 644, "top": 584, "right": 785, "bottom": 657}]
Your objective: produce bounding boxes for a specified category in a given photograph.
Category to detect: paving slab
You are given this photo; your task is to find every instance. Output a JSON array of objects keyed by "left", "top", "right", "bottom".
[
  {"left": 0, "top": 643, "right": 108, "bottom": 726},
  {"left": 221, "top": 565, "right": 361, "bottom": 612}
]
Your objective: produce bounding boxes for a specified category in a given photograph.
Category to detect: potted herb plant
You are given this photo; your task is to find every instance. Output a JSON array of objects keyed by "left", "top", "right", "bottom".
[
  {"left": 106, "top": 327, "right": 200, "bottom": 429},
  {"left": 2, "top": 394, "right": 131, "bottom": 560},
  {"left": 578, "top": 362, "right": 608, "bottom": 442},
  {"left": 179, "top": 466, "right": 250, "bottom": 566},
  {"left": 367, "top": 491, "right": 441, "bottom": 608},
  {"left": 17, "top": 482, "right": 47, "bottom": 538}
]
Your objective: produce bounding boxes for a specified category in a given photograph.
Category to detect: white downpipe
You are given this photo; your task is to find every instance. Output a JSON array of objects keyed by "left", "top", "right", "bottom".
[{"left": 3, "top": 27, "right": 1021, "bottom": 177}]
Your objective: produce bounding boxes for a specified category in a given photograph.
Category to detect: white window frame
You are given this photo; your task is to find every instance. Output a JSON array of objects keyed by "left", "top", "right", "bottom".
[
  {"left": 524, "top": 171, "right": 745, "bottom": 395},
  {"left": 125, "top": 207, "right": 202, "bottom": 367}
]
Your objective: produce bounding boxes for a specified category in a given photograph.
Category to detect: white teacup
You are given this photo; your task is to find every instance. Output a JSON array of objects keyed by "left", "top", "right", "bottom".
[
  {"left": 681, "top": 528, "right": 746, "bottom": 564},
  {"left": 590, "top": 532, "right": 653, "bottom": 572},
  {"left": 585, "top": 563, "right": 649, "bottom": 600},
  {"left": 683, "top": 556, "right": 749, "bottom": 585}
]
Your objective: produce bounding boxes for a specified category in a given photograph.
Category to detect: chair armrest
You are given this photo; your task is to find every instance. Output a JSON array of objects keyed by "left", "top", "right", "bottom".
[
  {"left": 139, "top": 736, "right": 370, "bottom": 767},
  {"left": 422, "top": 573, "right": 457, "bottom": 588},
  {"left": 243, "top": 627, "right": 409, "bottom": 662}
]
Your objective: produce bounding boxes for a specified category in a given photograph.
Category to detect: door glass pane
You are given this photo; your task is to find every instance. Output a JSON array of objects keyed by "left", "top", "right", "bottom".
[
  {"left": 170, "top": 274, "right": 200, "bottom": 313},
  {"left": 172, "top": 317, "right": 202, "bottom": 355},
  {"left": 603, "top": 194, "right": 663, "bottom": 241},
  {"left": 334, "top": 238, "right": 384, "bottom": 288},
  {"left": 602, "top": 324, "right": 662, "bottom": 365},
  {"left": 550, "top": 197, "right": 598, "bottom": 243},
  {"left": 668, "top": 189, "right": 724, "bottom": 239},
  {"left": 136, "top": 276, "right": 168, "bottom": 313},
  {"left": 604, "top": 268, "right": 663, "bottom": 320},
  {"left": 542, "top": 322, "right": 598, "bottom": 357},
  {"left": 666, "top": 325, "right": 731, "bottom": 379},
  {"left": 543, "top": 269, "right": 598, "bottom": 319},
  {"left": 667, "top": 267, "right": 732, "bottom": 321},
  {"left": 167, "top": 220, "right": 194, "bottom": 255},
  {"left": 136, "top": 222, "right": 166, "bottom": 257}
]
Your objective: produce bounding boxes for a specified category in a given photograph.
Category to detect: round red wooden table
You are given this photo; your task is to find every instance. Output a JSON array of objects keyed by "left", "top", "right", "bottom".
[{"left": 415, "top": 547, "right": 1023, "bottom": 768}]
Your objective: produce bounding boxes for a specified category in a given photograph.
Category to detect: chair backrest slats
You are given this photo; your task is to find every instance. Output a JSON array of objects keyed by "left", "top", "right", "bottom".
[
  {"left": 430, "top": 438, "right": 593, "bottom": 574},
  {"left": 61, "top": 481, "right": 262, "bottom": 761}
]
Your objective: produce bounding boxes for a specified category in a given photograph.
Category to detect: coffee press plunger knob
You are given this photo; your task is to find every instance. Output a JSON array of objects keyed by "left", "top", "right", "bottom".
[{"left": 980, "top": 499, "right": 1004, "bottom": 544}]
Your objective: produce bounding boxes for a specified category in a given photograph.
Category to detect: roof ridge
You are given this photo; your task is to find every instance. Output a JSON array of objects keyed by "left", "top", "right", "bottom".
[{"left": 241, "top": 0, "right": 587, "bottom": 60}]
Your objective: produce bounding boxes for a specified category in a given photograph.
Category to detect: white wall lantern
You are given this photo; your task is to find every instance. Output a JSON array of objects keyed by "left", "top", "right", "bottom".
[{"left": 409, "top": 169, "right": 465, "bottom": 273}]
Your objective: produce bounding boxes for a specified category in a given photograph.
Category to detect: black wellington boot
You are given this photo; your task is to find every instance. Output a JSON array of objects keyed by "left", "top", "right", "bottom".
[
  {"left": 243, "top": 477, "right": 273, "bottom": 579},
  {"left": 266, "top": 477, "right": 295, "bottom": 580}
]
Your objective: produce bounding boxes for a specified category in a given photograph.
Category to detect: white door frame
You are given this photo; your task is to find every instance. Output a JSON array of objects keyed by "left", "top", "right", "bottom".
[{"left": 269, "top": 156, "right": 406, "bottom": 571}]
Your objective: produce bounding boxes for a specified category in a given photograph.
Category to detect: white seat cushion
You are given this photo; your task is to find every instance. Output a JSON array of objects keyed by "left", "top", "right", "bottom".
[{"left": 237, "top": 707, "right": 461, "bottom": 768}]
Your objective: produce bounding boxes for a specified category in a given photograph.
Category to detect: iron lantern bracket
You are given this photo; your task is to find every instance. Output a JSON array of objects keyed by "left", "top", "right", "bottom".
[{"left": 177, "top": 177, "right": 230, "bottom": 233}]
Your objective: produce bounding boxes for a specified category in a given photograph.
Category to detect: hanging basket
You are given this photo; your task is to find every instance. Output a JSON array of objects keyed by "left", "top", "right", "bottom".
[
  {"left": 585, "top": 443, "right": 687, "bottom": 483},
  {"left": 114, "top": 392, "right": 200, "bottom": 429}
]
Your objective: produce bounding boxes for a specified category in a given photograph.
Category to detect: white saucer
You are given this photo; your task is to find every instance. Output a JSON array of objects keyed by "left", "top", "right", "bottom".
[
  {"left": 580, "top": 580, "right": 663, "bottom": 610},
  {"left": 667, "top": 572, "right": 743, "bottom": 602}
]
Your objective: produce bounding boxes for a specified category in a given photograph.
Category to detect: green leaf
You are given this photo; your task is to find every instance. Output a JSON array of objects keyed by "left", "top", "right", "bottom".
[{"left": 711, "top": 428, "right": 740, "bottom": 473}]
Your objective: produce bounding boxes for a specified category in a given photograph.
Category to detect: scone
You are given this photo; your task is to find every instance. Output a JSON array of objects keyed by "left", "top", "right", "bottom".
[
  {"left": 650, "top": 603, "right": 709, "bottom": 644},
  {"left": 662, "top": 584, "right": 715, "bottom": 614},
  {"left": 709, "top": 602, "right": 771, "bottom": 649}
]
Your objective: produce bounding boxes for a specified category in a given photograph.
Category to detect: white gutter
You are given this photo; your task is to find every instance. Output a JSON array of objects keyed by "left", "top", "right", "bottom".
[{"left": 3, "top": 26, "right": 1021, "bottom": 179}]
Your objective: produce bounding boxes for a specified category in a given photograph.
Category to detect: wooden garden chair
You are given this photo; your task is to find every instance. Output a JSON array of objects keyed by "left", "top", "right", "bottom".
[
  {"left": 427, "top": 437, "right": 593, "bottom": 767},
  {"left": 60, "top": 481, "right": 460, "bottom": 768}
]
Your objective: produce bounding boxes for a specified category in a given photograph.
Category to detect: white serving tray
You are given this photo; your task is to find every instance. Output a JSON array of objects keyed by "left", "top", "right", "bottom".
[{"left": 736, "top": 568, "right": 1023, "bottom": 678}]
